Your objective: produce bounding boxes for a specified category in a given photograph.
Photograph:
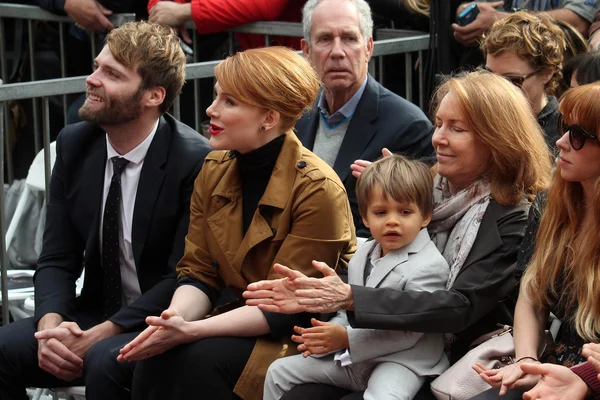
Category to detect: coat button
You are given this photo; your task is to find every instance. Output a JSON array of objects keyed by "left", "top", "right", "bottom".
[
  {"left": 271, "top": 227, "right": 277, "bottom": 235},
  {"left": 211, "top": 261, "right": 219, "bottom": 270},
  {"left": 228, "top": 150, "right": 236, "bottom": 158},
  {"left": 297, "top": 161, "right": 307, "bottom": 168}
]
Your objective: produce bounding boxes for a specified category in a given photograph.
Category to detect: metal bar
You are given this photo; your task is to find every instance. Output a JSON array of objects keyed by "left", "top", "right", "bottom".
[
  {"left": 0, "top": 18, "right": 7, "bottom": 84},
  {"left": 0, "top": 4, "right": 134, "bottom": 25},
  {"left": 368, "top": 58, "right": 375, "bottom": 78},
  {"left": 28, "top": 20, "right": 41, "bottom": 154},
  {"left": 0, "top": 76, "right": 87, "bottom": 102},
  {"left": 371, "top": 36, "right": 429, "bottom": 56},
  {"left": 229, "top": 21, "right": 303, "bottom": 37},
  {"left": 173, "top": 96, "right": 181, "bottom": 120},
  {"left": 2, "top": 107, "right": 11, "bottom": 184},
  {"left": 59, "top": 22, "right": 68, "bottom": 126},
  {"left": 405, "top": 52, "right": 413, "bottom": 102},
  {"left": 193, "top": 35, "right": 200, "bottom": 132},
  {"left": 41, "top": 97, "right": 52, "bottom": 196},
  {"left": 0, "top": 102, "right": 9, "bottom": 325},
  {"left": 228, "top": 32, "right": 234, "bottom": 55},
  {"left": 91, "top": 32, "right": 97, "bottom": 59},
  {"left": 0, "top": 37, "right": 426, "bottom": 102},
  {"left": 375, "top": 28, "right": 429, "bottom": 40},
  {"left": 184, "top": 20, "right": 303, "bottom": 37},
  {"left": 265, "top": 34, "right": 270, "bottom": 47},
  {"left": 378, "top": 56, "right": 384, "bottom": 85},
  {"left": 418, "top": 50, "right": 424, "bottom": 110}
]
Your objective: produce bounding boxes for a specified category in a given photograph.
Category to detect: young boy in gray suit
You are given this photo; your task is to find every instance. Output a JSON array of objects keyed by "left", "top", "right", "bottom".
[{"left": 264, "top": 155, "right": 450, "bottom": 400}]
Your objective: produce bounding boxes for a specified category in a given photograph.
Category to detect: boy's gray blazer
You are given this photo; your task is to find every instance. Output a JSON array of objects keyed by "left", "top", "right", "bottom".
[{"left": 328, "top": 228, "right": 450, "bottom": 376}]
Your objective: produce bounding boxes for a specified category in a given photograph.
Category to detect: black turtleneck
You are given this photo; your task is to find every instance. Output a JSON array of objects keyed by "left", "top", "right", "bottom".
[{"left": 234, "top": 134, "right": 285, "bottom": 234}]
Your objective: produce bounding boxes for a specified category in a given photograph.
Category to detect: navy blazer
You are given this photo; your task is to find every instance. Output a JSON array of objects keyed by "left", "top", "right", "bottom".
[
  {"left": 295, "top": 75, "right": 435, "bottom": 236},
  {"left": 34, "top": 114, "right": 211, "bottom": 331}
]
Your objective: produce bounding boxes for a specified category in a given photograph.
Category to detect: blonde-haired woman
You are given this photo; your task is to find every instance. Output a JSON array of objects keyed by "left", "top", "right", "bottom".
[
  {"left": 117, "top": 46, "right": 356, "bottom": 400},
  {"left": 473, "top": 83, "right": 600, "bottom": 399},
  {"left": 245, "top": 70, "right": 552, "bottom": 400}
]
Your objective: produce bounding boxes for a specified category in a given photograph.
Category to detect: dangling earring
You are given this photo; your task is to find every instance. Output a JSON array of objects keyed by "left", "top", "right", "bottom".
[{"left": 260, "top": 126, "right": 266, "bottom": 131}]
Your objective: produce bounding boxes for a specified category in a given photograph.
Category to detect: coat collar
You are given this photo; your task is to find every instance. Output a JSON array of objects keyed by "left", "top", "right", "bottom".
[
  {"left": 349, "top": 228, "right": 431, "bottom": 288},
  {"left": 207, "top": 132, "right": 310, "bottom": 271},
  {"left": 210, "top": 131, "right": 305, "bottom": 210}
]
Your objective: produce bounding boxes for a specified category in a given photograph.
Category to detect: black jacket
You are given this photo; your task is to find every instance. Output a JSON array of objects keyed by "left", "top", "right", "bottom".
[{"left": 34, "top": 114, "right": 211, "bottom": 331}]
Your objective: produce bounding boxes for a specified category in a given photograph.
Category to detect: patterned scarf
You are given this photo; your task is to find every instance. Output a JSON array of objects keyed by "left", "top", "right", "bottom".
[{"left": 429, "top": 175, "right": 491, "bottom": 289}]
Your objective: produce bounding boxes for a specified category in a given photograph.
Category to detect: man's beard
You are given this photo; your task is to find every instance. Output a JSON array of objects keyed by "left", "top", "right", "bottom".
[{"left": 78, "top": 86, "right": 145, "bottom": 125}]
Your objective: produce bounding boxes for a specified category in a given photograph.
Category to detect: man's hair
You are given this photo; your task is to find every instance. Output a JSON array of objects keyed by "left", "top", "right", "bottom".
[
  {"left": 106, "top": 21, "right": 186, "bottom": 114},
  {"left": 356, "top": 155, "right": 434, "bottom": 219},
  {"left": 481, "top": 11, "right": 565, "bottom": 94},
  {"left": 214, "top": 46, "right": 319, "bottom": 131},
  {"left": 432, "top": 70, "right": 552, "bottom": 206},
  {"left": 302, "top": 0, "right": 373, "bottom": 44}
]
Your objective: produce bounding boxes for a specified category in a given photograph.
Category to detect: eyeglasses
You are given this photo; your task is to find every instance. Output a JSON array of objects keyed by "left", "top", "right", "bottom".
[
  {"left": 483, "top": 66, "right": 541, "bottom": 88},
  {"left": 557, "top": 113, "right": 598, "bottom": 151}
]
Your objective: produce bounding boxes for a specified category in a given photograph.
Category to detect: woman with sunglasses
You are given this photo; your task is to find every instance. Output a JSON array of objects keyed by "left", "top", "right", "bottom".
[
  {"left": 481, "top": 11, "right": 565, "bottom": 154},
  {"left": 471, "top": 82, "right": 600, "bottom": 399}
]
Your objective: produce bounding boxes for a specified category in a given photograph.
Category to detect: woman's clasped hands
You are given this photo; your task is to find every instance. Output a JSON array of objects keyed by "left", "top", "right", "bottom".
[{"left": 117, "top": 309, "right": 196, "bottom": 362}]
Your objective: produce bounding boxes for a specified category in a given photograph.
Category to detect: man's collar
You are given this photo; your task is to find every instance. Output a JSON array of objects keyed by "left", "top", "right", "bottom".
[
  {"left": 106, "top": 119, "right": 159, "bottom": 165},
  {"left": 318, "top": 76, "right": 368, "bottom": 124}
]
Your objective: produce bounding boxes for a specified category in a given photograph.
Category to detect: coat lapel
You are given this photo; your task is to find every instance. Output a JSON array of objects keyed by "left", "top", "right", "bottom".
[
  {"left": 232, "top": 133, "right": 302, "bottom": 269},
  {"left": 206, "top": 152, "right": 244, "bottom": 269},
  {"left": 348, "top": 240, "right": 376, "bottom": 285},
  {"left": 131, "top": 117, "right": 168, "bottom": 270},
  {"left": 365, "top": 228, "right": 431, "bottom": 288},
  {"left": 82, "top": 131, "right": 107, "bottom": 260},
  {"left": 331, "top": 76, "right": 379, "bottom": 182}
]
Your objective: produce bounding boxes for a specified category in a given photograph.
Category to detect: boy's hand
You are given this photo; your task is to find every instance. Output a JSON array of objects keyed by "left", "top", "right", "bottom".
[{"left": 291, "top": 318, "right": 349, "bottom": 357}]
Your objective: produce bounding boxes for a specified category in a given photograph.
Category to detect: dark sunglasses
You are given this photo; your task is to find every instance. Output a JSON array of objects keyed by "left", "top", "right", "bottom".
[
  {"left": 484, "top": 66, "right": 540, "bottom": 88},
  {"left": 557, "top": 113, "right": 598, "bottom": 151}
]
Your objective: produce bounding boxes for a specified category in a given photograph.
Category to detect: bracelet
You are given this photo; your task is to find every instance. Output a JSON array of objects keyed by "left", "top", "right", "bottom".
[{"left": 515, "top": 356, "right": 538, "bottom": 363}]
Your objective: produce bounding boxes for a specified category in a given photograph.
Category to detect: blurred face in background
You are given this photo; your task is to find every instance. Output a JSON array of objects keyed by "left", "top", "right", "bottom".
[{"left": 486, "top": 51, "right": 552, "bottom": 115}]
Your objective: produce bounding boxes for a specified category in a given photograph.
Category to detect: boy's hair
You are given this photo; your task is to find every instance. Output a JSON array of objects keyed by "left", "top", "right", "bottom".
[
  {"left": 356, "top": 155, "right": 433, "bottom": 218},
  {"left": 106, "top": 21, "right": 186, "bottom": 114}
]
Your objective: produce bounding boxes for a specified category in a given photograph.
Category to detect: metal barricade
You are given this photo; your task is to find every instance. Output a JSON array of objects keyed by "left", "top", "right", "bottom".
[{"left": 0, "top": 10, "right": 431, "bottom": 322}]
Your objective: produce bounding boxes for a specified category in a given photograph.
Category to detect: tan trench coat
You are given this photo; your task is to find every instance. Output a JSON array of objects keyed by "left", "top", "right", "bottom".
[{"left": 177, "top": 132, "right": 357, "bottom": 400}]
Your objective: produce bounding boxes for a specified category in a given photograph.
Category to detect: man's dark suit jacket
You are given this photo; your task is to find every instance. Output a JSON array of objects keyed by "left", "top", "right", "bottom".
[
  {"left": 295, "top": 75, "right": 435, "bottom": 237},
  {"left": 34, "top": 114, "right": 211, "bottom": 332}
]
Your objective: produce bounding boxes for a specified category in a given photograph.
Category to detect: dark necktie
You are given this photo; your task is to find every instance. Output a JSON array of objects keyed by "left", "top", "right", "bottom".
[{"left": 102, "top": 156, "right": 129, "bottom": 319}]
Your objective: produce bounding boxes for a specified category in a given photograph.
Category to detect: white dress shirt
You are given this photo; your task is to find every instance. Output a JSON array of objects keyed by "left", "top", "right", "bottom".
[{"left": 100, "top": 119, "right": 159, "bottom": 306}]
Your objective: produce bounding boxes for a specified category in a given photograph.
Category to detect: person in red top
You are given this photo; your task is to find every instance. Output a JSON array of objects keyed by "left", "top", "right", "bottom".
[{"left": 147, "top": 0, "right": 304, "bottom": 49}]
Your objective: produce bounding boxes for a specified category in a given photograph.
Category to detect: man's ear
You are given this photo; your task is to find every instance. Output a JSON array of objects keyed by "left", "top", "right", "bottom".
[
  {"left": 144, "top": 86, "right": 166, "bottom": 108},
  {"left": 261, "top": 109, "right": 281, "bottom": 131},
  {"left": 301, "top": 39, "right": 311, "bottom": 60}
]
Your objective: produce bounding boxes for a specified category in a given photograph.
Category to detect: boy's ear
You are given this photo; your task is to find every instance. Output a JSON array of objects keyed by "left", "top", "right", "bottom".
[
  {"left": 421, "top": 212, "right": 432, "bottom": 228},
  {"left": 361, "top": 216, "right": 370, "bottom": 229}
]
